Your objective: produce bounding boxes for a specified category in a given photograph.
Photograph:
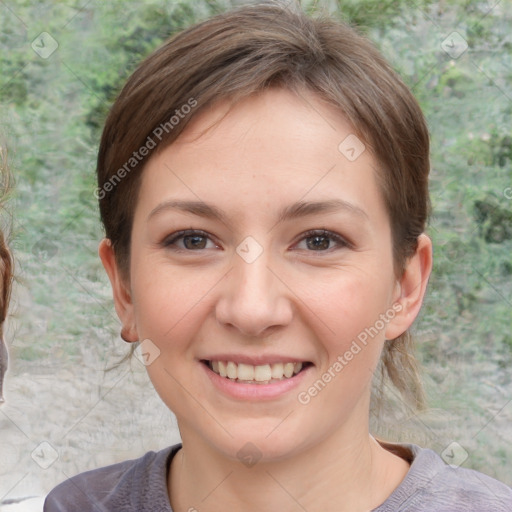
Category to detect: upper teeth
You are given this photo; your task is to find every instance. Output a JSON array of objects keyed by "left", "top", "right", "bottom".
[{"left": 210, "top": 361, "right": 303, "bottom": 382}]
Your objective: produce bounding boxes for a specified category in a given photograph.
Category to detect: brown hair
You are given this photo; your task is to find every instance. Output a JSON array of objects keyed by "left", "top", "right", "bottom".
[
  {"left": 97, "top": 2, "right": 430, "bottom": 409},
  {"left": 0, "top": 140, "right": 13, "bottom": 404},
  {"left": 0, "top": 144, "right": 12, "bottom": 336},
  {"left": 0, "top": 231, "right": 11, "bottom": 334}
]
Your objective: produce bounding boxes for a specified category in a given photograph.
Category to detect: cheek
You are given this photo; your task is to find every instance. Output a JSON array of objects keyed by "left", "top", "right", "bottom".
[
  {"left": 305, "top": 267, "right": 394, "bottom": 346},
  {"left": 291, "top": 295, "right": 389, "bottom": 436},
  {"left": 131, "top": 259, "right": 214, "bottom": 344},
  {"left": 302, "top": 267, "right": 393, "bottom": 403},
  {"left": 131, "top": 266, "right": 215, "bottom": 415},
  {"left": 298, "top": 276, "right": 390, "bottom": 414}
]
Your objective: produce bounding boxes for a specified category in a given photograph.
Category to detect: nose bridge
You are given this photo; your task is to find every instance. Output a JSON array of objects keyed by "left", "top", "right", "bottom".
[
  {"left": 235, "top": 242, "right": 273, "bottom": 300},
  {"left": 216, "top": 236, "right": 292, "bottom": 337}
]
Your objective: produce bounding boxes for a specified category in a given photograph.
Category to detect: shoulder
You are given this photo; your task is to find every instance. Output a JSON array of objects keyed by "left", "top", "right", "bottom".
[
  {"left": 375, "top": 443, "right": 512, "bottom": 512},
  {"left": 43, "top": 444, "right": 181, "bottom": 512}
]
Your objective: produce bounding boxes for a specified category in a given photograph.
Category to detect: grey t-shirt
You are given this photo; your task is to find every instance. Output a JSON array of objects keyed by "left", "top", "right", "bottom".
[{"left": 44, "top": 443, "right": 512, "bottom": 511}]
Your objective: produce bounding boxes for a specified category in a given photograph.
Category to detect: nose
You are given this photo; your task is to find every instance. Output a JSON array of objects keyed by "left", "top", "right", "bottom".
[{"left": 215, "top": 242, "right": 293, "bottom": 338}]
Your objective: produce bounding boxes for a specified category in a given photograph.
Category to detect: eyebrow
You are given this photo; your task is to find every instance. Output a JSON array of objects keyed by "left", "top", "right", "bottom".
[{"left": 148, "top": 198, "right": 369, "bottom": 225}]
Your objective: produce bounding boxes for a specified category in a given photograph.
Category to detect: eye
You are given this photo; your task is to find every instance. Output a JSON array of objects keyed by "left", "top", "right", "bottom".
[
  {"left": 294, "top": 229, "right": 351, "bottom": 252},
  {"left": 161, "top": 228, "right": 351, "bottom": 253},
  {"left": 162, "top": 230, "right": 218, "bottom": 251}
]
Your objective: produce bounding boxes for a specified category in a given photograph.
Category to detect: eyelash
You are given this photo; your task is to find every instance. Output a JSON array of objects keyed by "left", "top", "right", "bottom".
[{"left": 161, "top": 229, "right": 352, "bottom": 253}]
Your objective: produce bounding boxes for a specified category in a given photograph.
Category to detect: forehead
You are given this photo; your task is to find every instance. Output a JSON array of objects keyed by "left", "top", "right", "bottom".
[
  {"left": 136, "top": 88, "right": 387, "bottom": 227},
  {"left": 173, "top": 88, "right": 353, "bottom": 157}
]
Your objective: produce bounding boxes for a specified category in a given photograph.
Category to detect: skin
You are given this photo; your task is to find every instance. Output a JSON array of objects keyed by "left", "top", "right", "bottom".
[{"left": 100, "top": 88, "right": 432, "bottom": 512}]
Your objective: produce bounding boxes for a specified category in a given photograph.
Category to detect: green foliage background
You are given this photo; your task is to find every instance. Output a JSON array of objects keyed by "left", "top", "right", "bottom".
[{"left": 0, "top": 0, "right": 511, "bottom": 484}]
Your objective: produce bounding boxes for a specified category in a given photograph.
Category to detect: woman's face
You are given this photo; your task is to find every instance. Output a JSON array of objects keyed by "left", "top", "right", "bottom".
[{"left": 106, "top": 88, "right": 414, "bottom": 462}]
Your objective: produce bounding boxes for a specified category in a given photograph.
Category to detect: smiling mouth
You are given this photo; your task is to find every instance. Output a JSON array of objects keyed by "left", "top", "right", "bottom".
[{"left": 202, "top": 360, "right": 312, "bottom": 384}]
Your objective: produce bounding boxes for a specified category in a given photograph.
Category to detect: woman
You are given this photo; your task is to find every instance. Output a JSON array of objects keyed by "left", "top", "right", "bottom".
[{"left": 44, "top": 2, "right": 512, "bottom": 511}]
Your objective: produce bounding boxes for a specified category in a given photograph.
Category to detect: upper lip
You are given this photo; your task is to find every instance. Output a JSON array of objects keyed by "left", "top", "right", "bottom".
[{"left": 200, "top": 354, "right": 312, "bottom": 366}]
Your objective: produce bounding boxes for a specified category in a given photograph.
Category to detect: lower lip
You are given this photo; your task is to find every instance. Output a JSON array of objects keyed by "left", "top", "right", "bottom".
[{"left": 201, "top": 362, "right": 311, "bottom": 400}]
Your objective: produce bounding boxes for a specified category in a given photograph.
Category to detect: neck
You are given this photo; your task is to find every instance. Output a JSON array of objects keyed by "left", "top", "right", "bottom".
[{"left": 169, "top": 422, "right": 410, "bottom": 512}]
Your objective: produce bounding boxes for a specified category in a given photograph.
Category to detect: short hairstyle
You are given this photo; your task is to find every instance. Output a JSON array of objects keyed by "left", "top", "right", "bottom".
[{"left": 97, "top": 2, "right": 430, "bottom": 409}]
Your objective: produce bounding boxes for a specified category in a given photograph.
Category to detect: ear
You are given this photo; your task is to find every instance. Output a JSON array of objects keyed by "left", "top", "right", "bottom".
[
  {"left": 385, "top": 233, "right": 433, "bottom": 340},
  {"left": 98, "top": 238, "right": 138, "bottom": 342}
]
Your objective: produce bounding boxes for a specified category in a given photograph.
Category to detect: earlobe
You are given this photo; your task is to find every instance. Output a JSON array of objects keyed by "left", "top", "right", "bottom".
[
  {"left": 385, "top": 234, "right": 433, "bottom": 340},
  {"left": 98, "top": 238, "right": 138, "bottom": 342}
]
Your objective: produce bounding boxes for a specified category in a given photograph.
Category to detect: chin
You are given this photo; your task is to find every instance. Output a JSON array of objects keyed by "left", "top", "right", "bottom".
[{"left": 192, "top": 415, "right": 316, "bottom": 466}]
